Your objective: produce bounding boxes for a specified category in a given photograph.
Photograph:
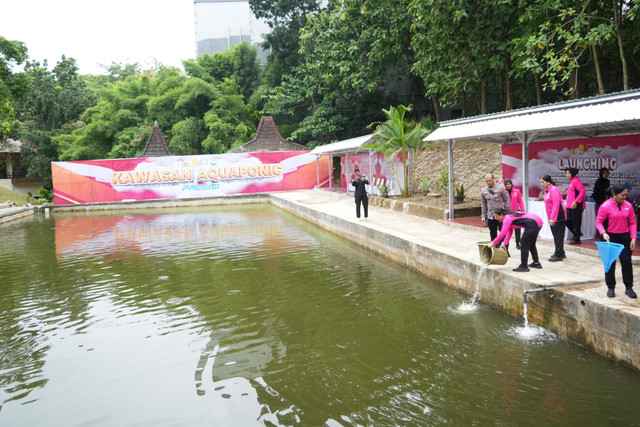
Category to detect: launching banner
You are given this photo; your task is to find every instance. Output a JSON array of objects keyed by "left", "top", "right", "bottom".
[
  {"left": 501, "top": 134, "right": 640, "bottom": 202},
  {"left": 52, "top": 151, "right": 330, "bottom": 205}
]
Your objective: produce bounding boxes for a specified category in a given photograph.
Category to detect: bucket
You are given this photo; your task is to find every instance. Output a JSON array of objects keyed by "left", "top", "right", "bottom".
[{"left": 477, "top": 241, "right": 509, "bottom": 265}]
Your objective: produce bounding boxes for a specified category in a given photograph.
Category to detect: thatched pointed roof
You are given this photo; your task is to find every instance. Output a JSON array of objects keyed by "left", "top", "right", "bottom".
[
  {"left": 0, "top": 138, "right": 23, "bottom": 155},
  {"left": 140, "top": 122, "right": 172, "bottom": 157},
  {"left": 229, "top": 116, "right": 307, "bottom": 153}
]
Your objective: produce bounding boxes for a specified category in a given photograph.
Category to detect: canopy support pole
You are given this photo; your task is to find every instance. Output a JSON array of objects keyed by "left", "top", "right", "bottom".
[
  {"left": 517, "top": 131, "right": 539, "bottom": 211},
  {"left": 315, "top": 154, "right": 320, "bottom": 189},
  {"left": 329, "top": 155, "right": 333, "bottom": 190},
  {"left": 345, "top": 153, "right": 350, "bottom": 195},
  {"left": 368, "top": 150, "right": 374, "bottom": 195},
  {"left": 448, "top": 139, "right": 455, "bottom": 220}
]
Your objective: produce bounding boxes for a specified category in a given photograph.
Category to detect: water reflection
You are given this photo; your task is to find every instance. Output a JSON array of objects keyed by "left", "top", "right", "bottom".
[{"left": 0, "top": 205, "right": 639, "bottom": 426}]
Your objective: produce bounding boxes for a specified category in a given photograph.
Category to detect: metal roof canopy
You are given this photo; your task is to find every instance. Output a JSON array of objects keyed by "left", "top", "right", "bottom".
[
  {"left": 310, "top": 134, "right": 373, "bottom": 156},
  {"left": 310, "top": 135, "right": 374, "bottom": 194},
  {"left": 424, "top": 89, "right": 640, "bottom": 220}
]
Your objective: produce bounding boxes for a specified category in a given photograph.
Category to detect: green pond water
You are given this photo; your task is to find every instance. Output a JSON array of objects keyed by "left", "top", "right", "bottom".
[{"left": 0, "top": 204, "right": 639, "bottom": 426}]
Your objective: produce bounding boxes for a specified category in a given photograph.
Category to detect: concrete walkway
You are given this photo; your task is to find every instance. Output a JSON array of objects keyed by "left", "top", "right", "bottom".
[{"left": 271, "top": 189, "right": 640, "bottom": 370}]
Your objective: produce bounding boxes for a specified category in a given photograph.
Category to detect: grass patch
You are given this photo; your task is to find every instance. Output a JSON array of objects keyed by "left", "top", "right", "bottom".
[{"left": 0, "top": 187, "right": 31, "bottom": 205}]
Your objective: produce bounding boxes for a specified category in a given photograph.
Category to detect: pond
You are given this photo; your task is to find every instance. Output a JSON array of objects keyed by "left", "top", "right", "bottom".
[{"left": 1, "top": 204, "right": 639, "bottom": 426}]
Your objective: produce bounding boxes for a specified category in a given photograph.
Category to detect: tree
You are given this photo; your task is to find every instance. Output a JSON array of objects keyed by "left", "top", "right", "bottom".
[
  {"left": 16, "top": 56, "right": 96, "bottom": 131},
  {"left": 56, "top": 71, "right": 158, "bottom": 160},
  {"left": 0, "top": 36, "right": 29, "bottom": 139},
  {"left": 411, "top": 0, "right": 520, "bottom": 114},
  {"left": 170, "top": 117, "right": 208, "bottom": 155},
  {"left": 10, "top": 56, "right": 96, "bottom": 187},
  {"left": 55, "top": 63, "right": 259, "bottom": 160},
  {"left": 249, "top": 0, "right": 325, "bottom": 87},
  {"left": 361, "top": 105, "right": 430, "bottom": 197},
  {"left": 99, "top": 61, "right": 141, "bottom": 83},
  {"left": 609, "top": 0, "right": 640, "bottom": 91},
  {"left": 183, "top": 42, "right": 261, "bottom": 101},
  {"left": 202, "top": 79, "right": 254, "bottom": 153},
  {"left": 511, "top": 0, "right": 613, "bottom": 96},
  {"left": 266, "top": 0, "right": 428, "bottom": 145}
]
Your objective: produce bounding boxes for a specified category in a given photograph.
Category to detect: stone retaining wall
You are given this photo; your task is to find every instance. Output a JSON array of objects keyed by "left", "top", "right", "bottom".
[{"left": 369, "top": 196, "right": 481, "bottom": 220}]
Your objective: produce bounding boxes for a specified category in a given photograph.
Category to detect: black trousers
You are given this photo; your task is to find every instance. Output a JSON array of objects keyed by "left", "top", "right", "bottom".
[
  {"left": 566, "top": 205, "right": 583, "bottom": 240},
  {"left": 355, "top": 196, "right": 368, "bottom": 218},
  {"left": 605, "top": 232, "right": 634, "bottom": 289},
  {"left": 514, "top": 228, "right": 521, "bottom": 246},
  {"left": 550, "top": 221, "right": 566, "bottom": 257},
  {"left": 518, "top": 227, "right": 540, "bottom": 267},
  {"left": 487, "top": 218, "right": 503, "bottom": 247}
]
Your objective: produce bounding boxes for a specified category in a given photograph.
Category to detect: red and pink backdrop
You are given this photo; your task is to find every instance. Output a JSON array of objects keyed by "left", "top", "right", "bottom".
[
  {"left": 52, "top": 151, "right": 330, "bottom": 205},
  {"left": 501, "top": 134, "right": 640, "bottom": 202}
]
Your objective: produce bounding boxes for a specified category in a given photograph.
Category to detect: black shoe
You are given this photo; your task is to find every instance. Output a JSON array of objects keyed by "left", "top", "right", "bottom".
[
  {"left": 528, "top": 262, "right": 542, "bottom": 269},
  {"left": 607, "top": 288, "right": 615, "bottom": 298},
  {"left": 516, "top": 243, "right": 521, "bottom": 250},
  {"left": 561, "top": 254, "right": 567, "bottom": 259},
  {"left": 569, "top": 239, "right": 581, "bottom": 245},
  {"left": 513, "top": 266, "right": 530, "bottom": 272},
  {"left": 548, "top": 256, "right": 563, "bottom": 262},
  {"left": 625, "top": 288, "right": 638, "bottom": 299}
]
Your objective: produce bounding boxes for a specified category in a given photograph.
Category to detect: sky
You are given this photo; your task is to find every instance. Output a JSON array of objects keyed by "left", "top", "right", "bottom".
[{"left": 1, "top": 0, "right": 197, "bottom": 75}]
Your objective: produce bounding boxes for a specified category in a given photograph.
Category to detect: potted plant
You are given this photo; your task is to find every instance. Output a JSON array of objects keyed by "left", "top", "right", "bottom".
[
  {"left": 454, "top": 184, "right": 465, "bottom": 202},
  {"left": 378, "top": 184, "right": 390, "bottom": 198},
  {"left": 419, "top": 177, "right": 432, "bottom": 194}
]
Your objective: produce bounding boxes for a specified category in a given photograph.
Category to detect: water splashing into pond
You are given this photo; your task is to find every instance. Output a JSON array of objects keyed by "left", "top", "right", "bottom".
[
  {"left": 511, "top": 291, "right": 554, "bottom": 340},
  {"left": 454, "top": 263, "right": 488, "bottom": 313}
]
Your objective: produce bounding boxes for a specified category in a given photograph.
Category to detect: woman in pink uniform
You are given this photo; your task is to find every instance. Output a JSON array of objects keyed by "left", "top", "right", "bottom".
[
  {"left": 540, "top": 174, "right": 567, "bottom": 262},
  {"left": 595, "top": 184, "right": 637, "bottom": 298},
  {"left": 488, "top": 208, "right": 543, "bottom": 272},
  {"left": 564, "top": 167, "right": 586, "bottom": 244},
  {"left": 504, "top": 178, "right": 524, "bottom": 249}
]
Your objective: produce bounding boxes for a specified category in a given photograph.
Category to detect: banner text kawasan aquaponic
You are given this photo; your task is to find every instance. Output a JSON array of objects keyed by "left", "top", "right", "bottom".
[{"left": 52, "top": 151, "right": 330, "bottom": 205}]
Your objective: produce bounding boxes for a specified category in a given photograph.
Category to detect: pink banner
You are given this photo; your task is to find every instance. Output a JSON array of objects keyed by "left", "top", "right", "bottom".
[
  {"left": 52, "top": 151, "right": 330, "bottom": 204},
  {"left": 340, "top": 152, "right": 405, "bottom": 196},
  {"left": 502, "top": 135, "right": 640, "bottom": 202}
]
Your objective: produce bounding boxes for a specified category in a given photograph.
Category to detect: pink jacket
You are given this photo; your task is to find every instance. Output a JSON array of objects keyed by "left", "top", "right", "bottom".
[
  {"left": 565, "top": 176, "right": 586, "bottom": 209},
  {"left": 507, "top": 188, "right": 524, "bottom": 211},
  {"left": 492, "top": 213, "right": 543, "bottom": 246},
  {"left": 595, "top": 199, "right": 637, "bottom": 236},
  {"left": 544, "top": 184, "right": 566, "bottom": 222}
]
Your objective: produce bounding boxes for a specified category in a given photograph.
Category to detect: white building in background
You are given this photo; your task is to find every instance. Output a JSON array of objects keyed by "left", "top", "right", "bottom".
[{"left": 194, "top": 0, "right": 271, "bottom": 62}]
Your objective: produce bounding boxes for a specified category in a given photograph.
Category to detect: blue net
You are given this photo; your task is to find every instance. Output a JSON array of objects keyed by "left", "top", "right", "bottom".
[{"left": 594, "top": 241, "right": 624, "bottom": 273}]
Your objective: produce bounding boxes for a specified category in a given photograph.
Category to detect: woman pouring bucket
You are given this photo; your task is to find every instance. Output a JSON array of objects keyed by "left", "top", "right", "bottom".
[{"left": 486, "top": 208, "right": 543, "bottom": 272}]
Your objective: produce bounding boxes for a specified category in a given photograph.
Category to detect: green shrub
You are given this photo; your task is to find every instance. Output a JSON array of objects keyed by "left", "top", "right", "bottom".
[
  {"left": 435, "top": 169, "right": 458, "bottom": 193},
  {"left": 378, "top": 184, "right": 390, "bottom": 198},
  {"left": 454, "top": 184, "right": 466, "bottom": 201},
  {"left": 419, "top": 177, "right": 432, "bottom": 193}
]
